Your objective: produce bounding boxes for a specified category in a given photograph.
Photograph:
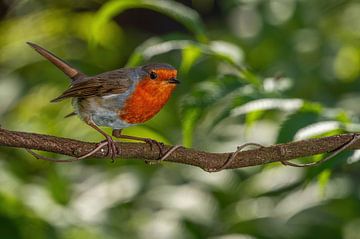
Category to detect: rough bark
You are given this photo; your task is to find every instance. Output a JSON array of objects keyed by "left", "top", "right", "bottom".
[{"left": 0, "top": 128, "right": 359, "bottom": 171}]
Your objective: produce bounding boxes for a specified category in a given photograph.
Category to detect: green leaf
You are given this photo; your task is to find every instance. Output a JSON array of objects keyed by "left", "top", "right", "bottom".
[
  {"left": 245, "top": 110, "right": 265, "bottom": 128},
  {"left": 317, "top": 169, "right": 331, "bottom": 197},
  {"left": 126, "top": 39, "right": 197, "bottom": 67},
  {"left": 293, "top": 121, "right": 344, "bottom": 140},
  {"left": 180, "top": 75, "right": 247, "bottom": 112},
  {"left": 180, "top": 75, "right": 249, "bottom": 135},
  {"left": 277, "top": 110, "right": 321, "bottom": 143},
  {"left": 305, "top": 150, "right": 352, "bottom": 183},
  {"left": 335, "top": 110, "right": 352, "bottom": 123},
  {"left": 92, "top": 0, "right": 207, "bottom": 45},
  {"left": 125, "top": 38, "right": 252, "bottom": 85},
  {"left": 263, "top": 76, "right": 293, "bottom": 93},
  {"left": 208, "top": 40, "right": 245, "bottom": 70},
  {"left": 180, "top": 44, "right": 202, "bottom": 74},
  {"left": 239, "top": 69, "right": 262, "bottom": 88},
  {"left": 182, "top": 107, "right": 201, "bottom": 147},
  {"left": 231, "top": 98, "right": 304, "bottom": 117}
]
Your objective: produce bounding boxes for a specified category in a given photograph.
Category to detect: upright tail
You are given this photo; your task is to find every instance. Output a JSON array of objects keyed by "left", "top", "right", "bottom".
[{"left": 27, "top": 42, "right": 86, "bottom": 81}]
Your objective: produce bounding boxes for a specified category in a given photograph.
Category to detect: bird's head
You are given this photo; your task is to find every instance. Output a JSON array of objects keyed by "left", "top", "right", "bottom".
[
  {"left": 140, "top": 63, "right": 179, "bottom": 87},
  {"left": 119, "top": 63, "right": 180, "bottom": 124}
]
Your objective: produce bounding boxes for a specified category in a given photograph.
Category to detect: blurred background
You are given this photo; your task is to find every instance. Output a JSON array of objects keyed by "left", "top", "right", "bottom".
[{"left": 0, "top": 0, "right": 360, "bottom": 238}]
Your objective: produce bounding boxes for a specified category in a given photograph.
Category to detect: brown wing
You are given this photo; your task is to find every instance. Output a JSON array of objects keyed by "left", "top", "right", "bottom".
[{"left": 51, "top": 69, "right": 133, "bottom": 102}]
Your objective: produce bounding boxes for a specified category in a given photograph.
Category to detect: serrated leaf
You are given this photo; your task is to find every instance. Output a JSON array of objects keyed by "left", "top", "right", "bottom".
[
  {"left": 294, "top": 121, "right": 343, "bottom": 140},
  {"left": 231, "top": 98, "right": 304, "bottom": 117}
]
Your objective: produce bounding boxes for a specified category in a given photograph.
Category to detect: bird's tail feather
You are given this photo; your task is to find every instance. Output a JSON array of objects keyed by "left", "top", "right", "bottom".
[{"left": 27, "top": 42, "right": 86, "bottom": 81}]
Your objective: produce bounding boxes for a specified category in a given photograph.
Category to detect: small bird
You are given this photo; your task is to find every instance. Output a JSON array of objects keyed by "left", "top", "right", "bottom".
[{"left": 27, "top": 42, "right": 180, "bottom": 160}]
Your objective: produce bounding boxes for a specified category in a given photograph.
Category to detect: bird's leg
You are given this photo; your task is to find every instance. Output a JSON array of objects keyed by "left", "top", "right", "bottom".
[
  {"left": 83, "top": 120, "right": 118, "bottom": 161},
  {"left": 112, "top": 129, "right": 182, "bottom": 163},
  {"left": 112, "top": 129, "right": 164, "bottom": 154}
]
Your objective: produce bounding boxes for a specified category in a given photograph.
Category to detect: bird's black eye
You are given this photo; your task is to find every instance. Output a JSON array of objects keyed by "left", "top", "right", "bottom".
[{"left": 150, "top": 71, "right": 157, "bottom": 80}]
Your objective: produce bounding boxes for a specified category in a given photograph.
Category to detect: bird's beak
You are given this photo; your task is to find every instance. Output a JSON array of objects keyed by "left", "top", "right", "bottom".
[{"left": 168, "top": 78, "right": 180, "bottom": 84}]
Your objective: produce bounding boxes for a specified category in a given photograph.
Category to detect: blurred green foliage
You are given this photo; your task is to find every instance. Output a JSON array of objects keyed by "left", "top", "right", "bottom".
[{"left": 0, "top": 0, "right": 360, "bottom": 238}]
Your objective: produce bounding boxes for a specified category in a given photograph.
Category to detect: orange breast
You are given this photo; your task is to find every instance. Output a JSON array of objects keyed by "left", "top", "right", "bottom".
[{"left": 119, "top": 79, "right": 176, "bottom": 124}]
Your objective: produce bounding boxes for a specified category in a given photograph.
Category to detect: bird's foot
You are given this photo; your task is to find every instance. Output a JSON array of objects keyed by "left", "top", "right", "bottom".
[
  {"left": 143, "top": 138, "right": 164, "bottom": 154},
  {"left": 142, "top": 138, "right": 165, "bottom": 164},
  {"left": 111, "top": 130, "right": 182, "bottom": 165},
  {"left": 77, "top": 136, "right": 118, "bottom": 161}
]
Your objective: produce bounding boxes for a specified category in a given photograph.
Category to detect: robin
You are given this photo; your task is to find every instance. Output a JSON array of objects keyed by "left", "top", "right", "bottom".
[{"left": 27, "top": 42, "right": 180, "bottom": 161}]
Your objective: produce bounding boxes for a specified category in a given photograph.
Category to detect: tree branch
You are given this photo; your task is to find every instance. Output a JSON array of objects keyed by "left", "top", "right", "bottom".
[{"left": 1, "top": 128, "right": 359, "bottom": 171}]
